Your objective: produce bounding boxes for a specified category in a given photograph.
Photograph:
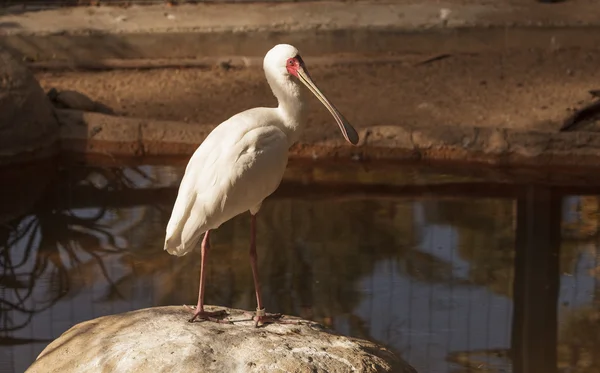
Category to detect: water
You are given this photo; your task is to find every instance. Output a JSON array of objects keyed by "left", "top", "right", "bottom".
[{"left": 1, "top": 160, "right": 599, "bottom": 373}]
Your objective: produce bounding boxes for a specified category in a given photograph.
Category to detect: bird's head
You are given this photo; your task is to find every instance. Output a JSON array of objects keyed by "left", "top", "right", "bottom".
[
  {"left": 263, "top": 44, "right": 302, "bottom": 77},
  {"left": 263, "top": 44, "right": 359, "bottom": 145}
]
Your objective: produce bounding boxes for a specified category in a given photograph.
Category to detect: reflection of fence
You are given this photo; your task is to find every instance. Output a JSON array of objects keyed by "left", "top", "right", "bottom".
[{"left": 1, "top": 164, "right": 600, "bottom": 373}]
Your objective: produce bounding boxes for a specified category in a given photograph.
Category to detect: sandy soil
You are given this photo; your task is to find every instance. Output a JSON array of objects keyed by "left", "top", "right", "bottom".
[{"left": 35, "top": 48, "right": 600, "bottom": 141}]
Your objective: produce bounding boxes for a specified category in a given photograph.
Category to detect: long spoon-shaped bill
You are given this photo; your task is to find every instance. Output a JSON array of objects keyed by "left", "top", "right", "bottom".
[{"left": 296, "top": 67, "right": 359, "bottom": 145}]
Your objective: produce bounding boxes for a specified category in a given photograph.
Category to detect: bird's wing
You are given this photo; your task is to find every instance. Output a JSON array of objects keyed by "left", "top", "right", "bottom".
[
  {"left": 164, "top": 109, "right": 289, "bottom": 256},
  {"left": 163, "top": 126, "right": 224, "bottom": 254}
]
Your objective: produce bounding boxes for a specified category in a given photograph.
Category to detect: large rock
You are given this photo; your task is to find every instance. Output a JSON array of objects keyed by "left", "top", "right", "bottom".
[
  {"left": 25, "top": 306, "right": 417, "bottom": 373},
  {"left": 0, "top": 48, "right": 58, "bottom": 160}
]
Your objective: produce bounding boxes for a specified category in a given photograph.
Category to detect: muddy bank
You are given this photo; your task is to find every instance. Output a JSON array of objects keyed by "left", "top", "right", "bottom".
[
  {"left": 36, "top": 48, "right": 600, "bottom": 138},
  {"left": 6, "top": 45, "right": 600, "bottom": 168},
  {"left": 35, "top": 47, "right": 600, "bottom": 170}
]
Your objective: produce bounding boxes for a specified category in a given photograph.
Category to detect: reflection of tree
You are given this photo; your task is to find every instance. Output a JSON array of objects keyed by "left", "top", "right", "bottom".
[
  {"left": 446, "top": 303, "right": 600, "bottom": 373},
  {"left": 446, "top": 348, "right": 510, "bottom": 373},
  {"left": 254, "top": 199, "right": 420, "bottom": 320},
  {"left": 430, "top": 194, "right": 600, "bottom": 373},
  {"left": 564, "top": 196, "right": 600, "bottom": 239},
  {"left": 558, "top": 306, "right": 600, "bottom": 373},
  {"left": 422, "top": 197, "right": 600, "bottom": 299},
  {"left": 95, "top": 196, "right": 474, "bottom": 346},
  {"left": 421, "top": 199, "right": 516, "bottom": 297},
  {"left": 0, "top": 165, "right": 152, "bottom": 333},
  {"left": 9, "top": 164, "right": 582, "bottom": 337},
  {"left": 564, "top": 196, "right": 600, "bottom": 281},
  {"left": 97, "top": 198, "right": 425, "bottom": 322},
  {"left": 5, "top": 161, "right": 600, "bottom": 373}
]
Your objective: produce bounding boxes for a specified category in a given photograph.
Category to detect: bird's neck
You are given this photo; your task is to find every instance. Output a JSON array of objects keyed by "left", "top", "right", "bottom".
[{"left": 271, "top": 78, "right": 306, "bottom": 144}]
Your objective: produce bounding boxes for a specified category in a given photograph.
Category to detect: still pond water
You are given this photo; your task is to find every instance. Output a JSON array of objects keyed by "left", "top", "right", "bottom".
[{"left": 1, "top": 161, "right": 599, "bottom": 373}]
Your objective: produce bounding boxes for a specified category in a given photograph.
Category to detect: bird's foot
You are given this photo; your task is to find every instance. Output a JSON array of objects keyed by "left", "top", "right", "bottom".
[
  {"left": 185, "top": 305, "right": 232, "bottom": 324},
  {"left": 243, "top": 308, "right": 304, "bottom": 328}
]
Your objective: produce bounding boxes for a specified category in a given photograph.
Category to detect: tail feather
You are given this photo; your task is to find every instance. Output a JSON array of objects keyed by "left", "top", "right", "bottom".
[
  {"left": 164, "top": 190, "right": 209, "bottom": 257},
  {"left": 164, "top": 234, "right": 202, "bottom": 257},
  {"left": 164, "top": 238, "right": 185, "bottom": 256},
  {"left": 164, "top": 188, "right": 197, "bottom": 256}
]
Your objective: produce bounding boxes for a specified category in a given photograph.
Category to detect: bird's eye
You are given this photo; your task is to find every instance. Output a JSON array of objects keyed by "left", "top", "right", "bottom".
[{"left": 287, "top": 59, "right": 295, "bottom": 66}]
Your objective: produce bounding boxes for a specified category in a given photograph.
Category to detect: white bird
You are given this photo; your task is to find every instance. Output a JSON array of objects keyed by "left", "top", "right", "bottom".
[{"left": 164, "top": 44, "right": 359, "bottom": 326}]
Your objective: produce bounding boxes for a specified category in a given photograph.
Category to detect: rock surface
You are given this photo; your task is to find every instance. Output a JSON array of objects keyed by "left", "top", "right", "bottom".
[
  {"left": 0, "top": 47, "right": 58, "bottom": 158},
  {"left": 54, "top": 108, "right": 600, "bottom": 169},
  {"left": 25, "top": 306, "right": 416, "bottom": 373}
]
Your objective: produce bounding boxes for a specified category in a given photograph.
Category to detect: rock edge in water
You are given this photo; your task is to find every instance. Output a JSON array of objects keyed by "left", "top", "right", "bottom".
[
  {"left": 0, "top": 48, "right": 59, "bottom": 160},
  {"left": 25, "top": 306, "right": 417, "bottom": 373}
]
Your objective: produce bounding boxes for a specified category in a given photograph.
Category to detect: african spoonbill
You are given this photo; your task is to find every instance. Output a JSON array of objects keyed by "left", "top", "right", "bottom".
[{"left": 164, "top": 44, "right": 359, "bottom": 326}]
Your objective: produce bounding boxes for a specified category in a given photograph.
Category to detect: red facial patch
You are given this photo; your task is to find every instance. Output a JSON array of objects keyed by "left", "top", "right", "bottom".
[{"left": 286, "top": 55, "right": 303, "bottom": 76}]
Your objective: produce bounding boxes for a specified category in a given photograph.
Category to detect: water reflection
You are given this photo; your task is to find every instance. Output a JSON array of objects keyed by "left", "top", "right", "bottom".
[{"left": 0, "top": 162, "right": 599, "bottom": 373}]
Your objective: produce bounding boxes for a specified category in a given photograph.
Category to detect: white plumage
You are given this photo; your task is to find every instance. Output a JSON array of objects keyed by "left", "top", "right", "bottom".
[
  {"left": 163, "top": 44, "right": 359, "bottom": 326},
  {"left": 164, "top": 112, "right": 289, "bottom": 256}
]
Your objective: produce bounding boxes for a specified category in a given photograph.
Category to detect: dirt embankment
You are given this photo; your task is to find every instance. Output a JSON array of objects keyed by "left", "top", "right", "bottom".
[
  {"left": 36, "top": 48, "right": 600, "bottom": 169},
  {"left": 36, "top": 49, "right": 600, "bottom": 139},
  {"left": 2, "top": 0, "right": 600, "bottom": 167}
]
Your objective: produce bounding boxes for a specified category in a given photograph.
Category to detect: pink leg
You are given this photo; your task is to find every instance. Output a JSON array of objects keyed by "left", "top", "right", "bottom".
[
  {"left": 249, "top": 214, "right": 303, "bottom": 327},
  {"left": 188, "top": 230, "right": 230, "bottom": 323}
]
